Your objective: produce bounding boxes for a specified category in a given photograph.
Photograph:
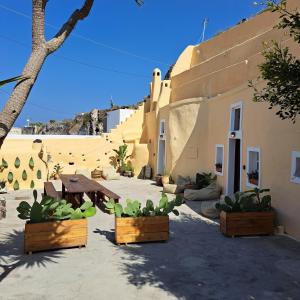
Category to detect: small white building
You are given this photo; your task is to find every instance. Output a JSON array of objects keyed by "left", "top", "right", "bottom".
[{"left": 106, "top": 109, "right": 135, "bottom": 132}]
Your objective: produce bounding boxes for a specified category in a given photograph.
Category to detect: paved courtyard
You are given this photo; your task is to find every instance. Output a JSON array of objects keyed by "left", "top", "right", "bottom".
[{"left": 0, "top": 178, "right": 300, "bottom": 300}]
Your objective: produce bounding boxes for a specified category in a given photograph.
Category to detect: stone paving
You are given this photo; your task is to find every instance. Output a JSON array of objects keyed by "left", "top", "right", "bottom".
[{"left": 0, "top": 178, "right": 300, "bottom": 300}]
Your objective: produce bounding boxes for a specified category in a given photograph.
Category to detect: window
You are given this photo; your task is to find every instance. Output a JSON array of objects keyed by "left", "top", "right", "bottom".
[
  {"left": 159, "top": 120, "right": 165, "bottom": 137},
  {"left": 291, "top": 151, "right": 300, "bottom": 184},
  {"left": 215, "top": 144, "right": 224, "bottom": 175},
  {"left": 247, "top": 147, "right": 260, "bottom": 187},
  {"left": 230, "top": 102, "right": 242, "bottom": 132},
  {"left": 233, "top": 108, "right": 241, "bottom": 131}
]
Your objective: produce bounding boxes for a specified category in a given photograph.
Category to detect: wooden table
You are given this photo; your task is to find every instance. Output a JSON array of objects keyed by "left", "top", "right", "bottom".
[{"left": 60, "top": 174, "right": 120, "bottom": 208}]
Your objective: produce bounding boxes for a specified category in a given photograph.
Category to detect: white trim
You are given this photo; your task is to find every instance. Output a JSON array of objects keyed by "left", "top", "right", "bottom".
[
  {"left": 226, "top": 101, "right": 243, "bottom": 195},
  {"left": 229, "top": 101, "right": 243, "bottom": 134},
  {"left": 246, "top": 147, "right": 261, "bottom": 188},
  {"left": 157, "top": 119, "right": 167, "bottom": 175},
  {"left": 215, "top": 144, "right": 224, "bottom": 176},
  {"left": 291, "top": 151, "right": 300, "bottom": 184},
  {"left": 159, "top": 119, "right": 166, "bottom": 140}
]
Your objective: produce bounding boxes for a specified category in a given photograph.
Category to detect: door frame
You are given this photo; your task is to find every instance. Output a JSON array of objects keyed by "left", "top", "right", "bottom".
[
  {"left": 226, "top": 101, "right": 243, "bottom": 195},
  {"left": 157, "top": 119, "right": 166, "bottom": 175}
]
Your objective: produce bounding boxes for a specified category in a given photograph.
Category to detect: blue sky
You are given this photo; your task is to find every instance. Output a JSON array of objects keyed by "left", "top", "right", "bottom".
[{"left": 0, "top": 0, "right": 261, "bottom": 127}]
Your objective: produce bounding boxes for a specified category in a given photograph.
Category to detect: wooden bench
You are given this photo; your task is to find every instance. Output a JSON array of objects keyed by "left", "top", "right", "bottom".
[
  {"left": 95, "top": 183, "right": 120, "bottom": 204},
  {"left": 44, "top": 182, "right": 60, "bottom": 199}
]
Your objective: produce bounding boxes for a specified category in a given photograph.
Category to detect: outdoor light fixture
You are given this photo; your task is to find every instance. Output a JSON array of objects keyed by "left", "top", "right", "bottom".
[{"left": 230, "top": 131, "right": 236, "bottom": 138}]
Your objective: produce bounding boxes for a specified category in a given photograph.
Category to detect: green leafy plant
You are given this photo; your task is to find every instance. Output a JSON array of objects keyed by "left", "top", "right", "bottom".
[
  {"left": 250, "top": 0, "right": 300, "bottom": 122},
  {"left": 105, "top": 193, "right": 183, "bottom": 218},
  {"left": 22, "top": 170, "right": 28, "bottom": 181},
  {"left": 14, "top": 157, "right": 21, "bottom": 168},
  {"left": 113, "top": 144, "right": 131, "bottom": 171},
  {"left": 196, "top": 172, "right": 217, "bottom": 188},
  {"left": 50, "top": 163, "right": 63, "bottom": 179},
  {"left": 29, "top": 157, "right": 34, "bottom": 169},
  {"left": 121, "top": 162, "right": 134, "bottom": 174},
  {"left": 216, "top": 188, "right": 272, "bottom": 213},
  {"left": 17, "top": 190, "right": 96, "bottom": 223},
  {"left": 13, "top": 180, "right": 19, "bottom": 191}
]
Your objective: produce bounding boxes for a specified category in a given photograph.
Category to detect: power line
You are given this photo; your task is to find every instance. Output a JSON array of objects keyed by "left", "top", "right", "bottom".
[
  {"left": 0, "top": 89, "right": 74, "bottom": 117},
  {"left": 0, "top": 3, "right": 168, "bottom": 66},
  {"left": 0, "top": 34, "right": 149, "bottom": 78}
]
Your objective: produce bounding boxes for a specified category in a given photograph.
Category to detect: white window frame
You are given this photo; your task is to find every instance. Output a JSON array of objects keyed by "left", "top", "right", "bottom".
[
  {"left": 291, "top": 151, "right": 300, "bottom": 184},
  {"left": 215, "top": 144, "right": 224, "bottom": 176},
  {"left": 246, "top": 147, "right": 261, "bottom": 188},
  {"left": 159, "top": 119, "right": 166, "bottom": 140},
  {"left": 229, "top": 101, "right": 243, "bottom": 139}
]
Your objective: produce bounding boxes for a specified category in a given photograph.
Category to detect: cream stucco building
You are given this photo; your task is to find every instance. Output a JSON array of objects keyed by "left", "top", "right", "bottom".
[
  {"left": 139, "top": 0, "right": 300, "bottom": 239},
  {"left": 1, "top": 0, "right": 299, "bottom": 239}
]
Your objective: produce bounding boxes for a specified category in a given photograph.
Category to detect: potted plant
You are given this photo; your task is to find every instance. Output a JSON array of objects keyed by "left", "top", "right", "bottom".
[
  {"left": 216, "top": 188, "right": 275, "bottom": 237},
  {"left": 247, "top": 170, "right": 259, "bottom": 185},
  {"left": 215, "top": 163, "right": 223, "bottom": 173},
  {"left": 121, "top": 162, "right": 134, "bottom": 177},
  {"left": 50, "top": 163, "right": 63, "bottom": 180},
  {"left": 105, "top": 193, "right": 183, "bottom": 244},
  {"left": 17, "top": 190, "right": 96, "bottom": 254},
  {"left": 113, "top": 144, "right": 131, "bottom": 173}
]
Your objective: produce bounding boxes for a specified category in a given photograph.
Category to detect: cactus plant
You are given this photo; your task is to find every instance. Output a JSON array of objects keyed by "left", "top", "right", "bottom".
[
  {"left": 17, "top": 190, "right": 96, "bottom": 223},
  {"left": 105, "top": 193, "right": 183, "bottom": 218},
  {"left": 29, "top": 157, "right": 34, "bottom": 169},
  {"left": 22, "top": 170, "right": 28, "bottom": 181},
  {"left": 13, "top": 180, "right": 19, "bottom": 191},
  {"left": 216, "top": 188, "right": 272, "bottom": 213},
  {"left": 37, "top": 169, "right": 42, "bottom": 179},
  {"left": 14, "top": 157, "right": 21, "bottom": 168},
  {"left": 7, "top": 172, "right": 13, "bottom": 183}
]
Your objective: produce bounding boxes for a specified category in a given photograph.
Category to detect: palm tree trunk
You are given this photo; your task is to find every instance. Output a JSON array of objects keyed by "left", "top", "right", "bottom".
[{"left": 0, "top": 47, "right": 48, "bottom": 148}]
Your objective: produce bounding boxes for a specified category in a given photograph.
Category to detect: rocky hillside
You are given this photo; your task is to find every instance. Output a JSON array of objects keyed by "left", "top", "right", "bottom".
[{"left": 30, "top": 103, "right": 141, "bottom": 135}]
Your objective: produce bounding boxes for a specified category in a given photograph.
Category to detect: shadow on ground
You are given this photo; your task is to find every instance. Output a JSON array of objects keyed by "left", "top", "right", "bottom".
[
  {"left": 115, "top": 213, "right": 300, "bottom": 300},
  {"left": 0, "top": 230, "right": 64, "bottom": 283}
]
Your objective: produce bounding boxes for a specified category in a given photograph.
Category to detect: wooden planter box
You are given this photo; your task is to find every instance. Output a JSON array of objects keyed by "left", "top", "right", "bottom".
[
  {"left": 115, "top": 216, "right": 169, "bottom": 244},
  {"left": 220, "top": 211, "right": 275, "bottom": 237},
  {"left": 24, "top": 219, "right": 87, "bottom": 254}
]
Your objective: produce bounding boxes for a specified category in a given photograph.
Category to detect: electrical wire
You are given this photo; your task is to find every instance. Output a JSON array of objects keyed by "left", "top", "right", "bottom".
[
  {"left": 0, "top": 34, "right": 149, "bottom": 78},
  {"left": 0, "top": 3, "right": 168, "bottom": 66}
]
